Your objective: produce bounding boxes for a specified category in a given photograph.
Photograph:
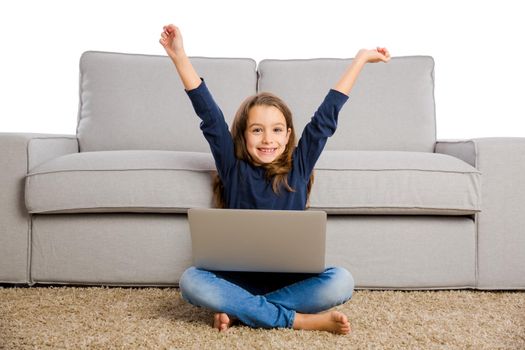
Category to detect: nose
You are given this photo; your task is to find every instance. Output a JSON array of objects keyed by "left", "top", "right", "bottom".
[{"left": 262, "top": 132, "right": 272, "bottom": 144}]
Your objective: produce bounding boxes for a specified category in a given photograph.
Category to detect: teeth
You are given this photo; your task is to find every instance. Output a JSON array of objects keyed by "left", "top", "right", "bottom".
[{"left": 259, "top": 148, "right": 276, "bottom": 153}]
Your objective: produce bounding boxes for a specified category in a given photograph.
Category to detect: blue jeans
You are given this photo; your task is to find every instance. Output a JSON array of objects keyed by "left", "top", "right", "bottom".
[{"left": 179, "top": 266, "right": 354, "bottom": 329}]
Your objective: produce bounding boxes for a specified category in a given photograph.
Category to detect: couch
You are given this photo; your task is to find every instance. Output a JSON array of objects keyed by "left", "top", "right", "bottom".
[{"left": 1, "top": 51, "right": 524, "bottom": 290}]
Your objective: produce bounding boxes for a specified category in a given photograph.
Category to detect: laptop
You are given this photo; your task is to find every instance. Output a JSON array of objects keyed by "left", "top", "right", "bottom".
[{"left": 187, "top": 208, "right": 327, "bottom": 273}]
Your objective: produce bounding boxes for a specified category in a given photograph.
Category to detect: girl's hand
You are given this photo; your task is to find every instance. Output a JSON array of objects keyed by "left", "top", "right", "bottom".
[
  {"left": 159, "top": 24, "right": 185, "bottom": 59},
  {"left": 356, "top": 47, "right": 391, "bottom": 64}
]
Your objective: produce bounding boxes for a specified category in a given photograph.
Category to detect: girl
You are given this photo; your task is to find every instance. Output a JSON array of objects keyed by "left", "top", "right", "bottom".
[{"left": 159, "top": 24, "right": 390, "bottom": 335}]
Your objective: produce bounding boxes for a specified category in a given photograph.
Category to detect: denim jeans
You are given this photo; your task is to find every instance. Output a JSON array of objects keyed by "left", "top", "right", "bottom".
[{"left": 179, "top": 266, "right": 354, "bottom": 329}]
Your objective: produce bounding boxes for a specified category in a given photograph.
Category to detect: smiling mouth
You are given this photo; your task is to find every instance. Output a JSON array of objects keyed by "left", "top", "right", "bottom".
[{"left": 258, "top": 148, "right": 277, "bottom": 154}]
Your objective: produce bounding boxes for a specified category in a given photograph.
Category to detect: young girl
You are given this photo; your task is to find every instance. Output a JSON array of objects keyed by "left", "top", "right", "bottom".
[{"left": 159, "top": 24, "right": 390, "bottom": 335}]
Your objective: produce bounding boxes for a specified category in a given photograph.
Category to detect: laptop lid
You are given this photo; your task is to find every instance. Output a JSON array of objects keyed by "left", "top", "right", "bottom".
[{"left": 188, "top": 208, "right": 326, "bottom": 273}]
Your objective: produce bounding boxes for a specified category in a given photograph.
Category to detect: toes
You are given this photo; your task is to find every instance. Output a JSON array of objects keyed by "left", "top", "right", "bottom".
[
  {"left": 341, "top": 323, "right": 351, "bottom": 334},
  {"left": 333, "top": 311, "right": 348, "bottom": 324},
  {"left": 212, "top": 313, "right": 221, "bottom": 328},
  {"left": 220, "top": 313, "right": 230, "bottom": 325}
]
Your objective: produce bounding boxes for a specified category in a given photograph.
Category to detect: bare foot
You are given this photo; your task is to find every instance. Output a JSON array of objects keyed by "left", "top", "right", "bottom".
[
  {"left": 293, "top": 310, "right": 351, "bottom": 335},
  {"left": 212, "top": 313, "right": 236, "bottom": 332}
]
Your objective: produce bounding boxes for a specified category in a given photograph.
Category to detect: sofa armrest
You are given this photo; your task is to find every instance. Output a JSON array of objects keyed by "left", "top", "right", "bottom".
[
  {"left": 0, "top": 132, "right": 78, "bottom": 284},
  {"left": 435, "top": 137, "right": 525, "bottom": 289},
  {"left": 434, "top": 139, "right": 477, "bottom": 167}
]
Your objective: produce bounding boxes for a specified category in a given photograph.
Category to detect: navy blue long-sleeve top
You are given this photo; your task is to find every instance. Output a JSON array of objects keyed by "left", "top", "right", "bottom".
[{"left": 186, "top": 79, "right": 348, "bottom": 210}]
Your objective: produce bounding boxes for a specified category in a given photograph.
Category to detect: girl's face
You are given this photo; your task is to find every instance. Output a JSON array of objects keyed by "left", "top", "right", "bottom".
[{"left": 245, "top": 105, "right": 291, "bottom": 164}]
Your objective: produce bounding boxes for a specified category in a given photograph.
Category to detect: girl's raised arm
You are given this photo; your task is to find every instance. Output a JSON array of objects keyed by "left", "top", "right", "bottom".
[
  {"left": 334, "top": 47, "right": 391, "bottom": 96},
  {"left": 160, "top": 24, "right": 201, "bottom": 91}
]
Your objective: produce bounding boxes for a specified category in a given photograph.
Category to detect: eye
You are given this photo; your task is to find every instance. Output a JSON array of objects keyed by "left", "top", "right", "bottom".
[
  {"left": 274, "top": 128, "right": 283, "bottom": 133},
  {"left": 252, "top": 128, "right": 262, "bottom": 134}
]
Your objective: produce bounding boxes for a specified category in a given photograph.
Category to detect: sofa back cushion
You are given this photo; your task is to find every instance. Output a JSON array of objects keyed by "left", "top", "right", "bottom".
[
  {"left": 77, "top": 51, "right": 257, "bottom": 152},
  {"left": 258, "top": 57, "right": 436, "bottom": 152}
]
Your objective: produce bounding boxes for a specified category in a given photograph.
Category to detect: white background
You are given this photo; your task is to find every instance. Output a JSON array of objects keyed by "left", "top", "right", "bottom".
[{"left": 1, "top": 0, "right": 523, "bottom": 139}]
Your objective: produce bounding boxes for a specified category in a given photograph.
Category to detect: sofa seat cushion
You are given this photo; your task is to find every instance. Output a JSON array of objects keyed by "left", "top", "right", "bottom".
[
  {"left": 309, "top": 151, "right": 481, "bottom": 215},
  {"left": 25, "top": 150, "right": 216, "bottom": 214},
  {"left": 25, "top": 150, "right": 481, "bottom": 215}
]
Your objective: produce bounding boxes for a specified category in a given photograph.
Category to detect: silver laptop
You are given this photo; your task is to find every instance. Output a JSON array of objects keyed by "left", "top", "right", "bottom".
[{"left": 188, "top": 208, "right": 326, "bottom": 273}]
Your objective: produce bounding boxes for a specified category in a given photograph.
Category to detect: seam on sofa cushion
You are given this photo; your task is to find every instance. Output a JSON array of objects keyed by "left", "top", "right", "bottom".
[
  {"left": 312, "top": 205, "right": 480, "bottom": 210},
  {"left": 23, "top": 138, "right": 31, "bottom": 285},
  {"left": 473, "top": 140, "right": 480, "bottom": 287},
  {"left": 29, "top": 206, "right": 191, "bottom": 214},
  {"left": 310, "top": 206, "right": 480, "bottom": 213},
  {"left": 313, "top": 168, "right": 481, "bottom": 174},
  {"left": 26, "top": 168, "right": 216, "bottom": 177},
  {"left": 29, "top": 206, "right": 480, "bottom": 215},
  {"left": 28, "top": 137, "right": 77, "bottom": 141},
  {"left": 28, "top": 215, "right": 34, "bottom": 286},
  {"left": 26, "top": 168, "right": 481, "bottom": 177},
  {"left": 357, "top": 285, "right": 478, "bottom": 290}
]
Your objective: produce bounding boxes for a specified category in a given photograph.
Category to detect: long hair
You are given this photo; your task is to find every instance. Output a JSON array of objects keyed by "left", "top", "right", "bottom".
[{"left": 212, "top": 92, "right": 314, "bottom": 208}]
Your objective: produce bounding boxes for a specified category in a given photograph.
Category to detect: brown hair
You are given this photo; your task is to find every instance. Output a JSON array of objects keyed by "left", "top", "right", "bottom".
[{"left": 212, "top": 92, "right": 314, "bottom": 208}]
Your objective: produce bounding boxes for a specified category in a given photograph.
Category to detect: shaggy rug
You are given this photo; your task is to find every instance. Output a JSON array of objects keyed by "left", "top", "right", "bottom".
[{"left": 0, "top": 286, "right": 524, "bottom": 349}]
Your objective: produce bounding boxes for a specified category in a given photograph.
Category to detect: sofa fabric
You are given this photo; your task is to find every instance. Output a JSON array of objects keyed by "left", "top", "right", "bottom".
[
  {"left": 258, "top": 57, "right": 436, "bottom": 152},
  {"left": 30, "top": 213, "right": 475, "bottom": 289},
  {"left": 326, "top": 215, "right": 476, "bottom": 289},
  {"left": 436, "top": 138, "right": 525, "bottom": 289},
  {"left": 1, "top": 51, "right": 524, "bottom": 290},
  {"left": 77, "top": 51, "right": 257, "bottom": 152},
  {"left": 0, "top": 133, "right": 78, "bottom": 284},
  {"left": 25, "top": 149, "right": 480, "bottom": 215},
  {"left": 31, "top": 213, "right": 192, "bottom": 286},
  {"left": 25, "top": 150, "right": 215, "bottom": 214},
  {"left": 310, "top": 150, "right": 480, "bottom": 215}
]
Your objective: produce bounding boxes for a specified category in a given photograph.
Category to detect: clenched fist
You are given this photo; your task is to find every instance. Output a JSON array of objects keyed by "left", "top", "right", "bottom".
[{"left": 159, "top": 24, "right": 185, "bottom": 59}]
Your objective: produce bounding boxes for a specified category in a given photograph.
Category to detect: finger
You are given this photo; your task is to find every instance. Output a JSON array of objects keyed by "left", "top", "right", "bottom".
[{"left": 161, "top": 33, "right": 167, "bottom": 39}]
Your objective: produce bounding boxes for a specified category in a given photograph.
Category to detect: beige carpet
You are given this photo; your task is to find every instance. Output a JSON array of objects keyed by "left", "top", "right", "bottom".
[{"left": 1, "top": 286, "right": 524, "bottom": 349}]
